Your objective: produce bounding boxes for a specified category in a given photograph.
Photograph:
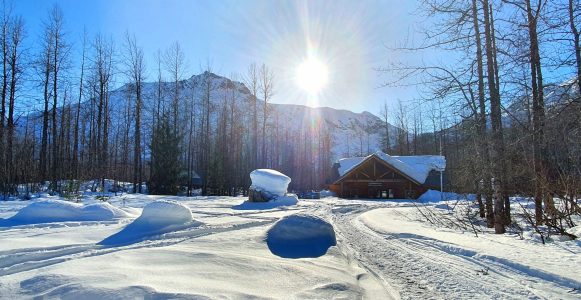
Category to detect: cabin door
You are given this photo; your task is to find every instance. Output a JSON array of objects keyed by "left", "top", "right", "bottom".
[{"left": 367, "top": 182, "right": 382, "bottom": 198}]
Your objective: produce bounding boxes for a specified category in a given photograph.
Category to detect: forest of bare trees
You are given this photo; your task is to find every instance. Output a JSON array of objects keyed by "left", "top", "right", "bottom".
[
  {"left": 0, "top": 3, "right": 335, "bottom": 199},
  {"left": 378, "top": 0, "right": 580, "bottom": 234}
]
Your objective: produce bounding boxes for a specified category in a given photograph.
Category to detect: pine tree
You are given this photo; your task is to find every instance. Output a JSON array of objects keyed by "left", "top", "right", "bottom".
[{"left": 149, "top": 114, "right": 181, "bottom": 195}]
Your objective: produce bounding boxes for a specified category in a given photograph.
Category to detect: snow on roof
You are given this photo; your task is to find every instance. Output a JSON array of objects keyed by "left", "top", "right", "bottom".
[
  {"left": 336, "top": 157, "right": 366, "bottom": 178},
  {"left": 336, "top": 151, "right": 446, "bottom": 184}
]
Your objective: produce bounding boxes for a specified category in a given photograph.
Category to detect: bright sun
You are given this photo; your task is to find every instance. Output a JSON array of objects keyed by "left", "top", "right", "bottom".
[{"left": 296, "top": 57, "right": 328, "bottom": 94}]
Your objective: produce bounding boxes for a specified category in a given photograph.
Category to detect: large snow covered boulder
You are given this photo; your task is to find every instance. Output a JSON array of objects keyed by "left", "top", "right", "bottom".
[
  {"left": 249, "top": 169, "right": 291, "bottom": 202},
  {"left": 99, "top": 200, "right": 201, "bottom": 246},
  {"left": 266, "top": 214, "right": 336, "bottom": 258}
]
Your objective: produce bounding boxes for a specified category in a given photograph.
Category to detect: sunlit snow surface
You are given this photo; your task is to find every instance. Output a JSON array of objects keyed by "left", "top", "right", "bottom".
[{"left": 0, "top": 194, "right": 579, "bottom": 299}]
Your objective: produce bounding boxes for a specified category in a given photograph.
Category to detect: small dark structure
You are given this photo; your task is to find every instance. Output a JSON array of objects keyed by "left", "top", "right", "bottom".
[
  {"left": 179, "top": 171, "right": 203, "bottom": 189},
  {"left": 328, "top": 151, "right": 445, "bottom": 199}
]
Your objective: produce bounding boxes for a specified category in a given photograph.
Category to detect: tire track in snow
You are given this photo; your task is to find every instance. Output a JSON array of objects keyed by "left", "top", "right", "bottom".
[{"left": 329, "top": 204, "right": 559, "bottom": 299}]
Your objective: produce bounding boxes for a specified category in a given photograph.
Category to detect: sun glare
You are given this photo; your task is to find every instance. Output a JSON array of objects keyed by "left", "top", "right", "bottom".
[{"left": 296, "top": 57, "right": 328, "bottom": 94}]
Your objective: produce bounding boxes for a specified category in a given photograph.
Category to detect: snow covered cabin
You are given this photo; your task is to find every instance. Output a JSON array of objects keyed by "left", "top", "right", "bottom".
[{"left": 328, "top": 151, "right": 446, "bottom": 199}]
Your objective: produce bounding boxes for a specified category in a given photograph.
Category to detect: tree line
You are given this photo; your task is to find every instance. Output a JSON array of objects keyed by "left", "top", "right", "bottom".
[
  {"left": 379, "top": 0, "right": 580, "bottom": 234},
  {"left": 0, "top": 3, "right": 335, "bottom": 198}
]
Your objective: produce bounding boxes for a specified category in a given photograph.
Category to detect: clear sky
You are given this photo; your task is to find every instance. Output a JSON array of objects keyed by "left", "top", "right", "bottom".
[{"left": 13, "top": 0, "right": 422, "bottom": 114}]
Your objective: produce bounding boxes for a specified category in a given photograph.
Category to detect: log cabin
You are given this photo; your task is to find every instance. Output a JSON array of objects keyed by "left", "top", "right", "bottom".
[{"left": 328, "top": 151, "right": 445, "bottom": 199}]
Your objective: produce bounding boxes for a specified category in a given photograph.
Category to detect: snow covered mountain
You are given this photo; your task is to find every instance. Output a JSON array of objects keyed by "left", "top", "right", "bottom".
[
  {"left": 104, "top": 71, "right": 397, "bottom": 159},
  {"left": 503, "top": 79, "right": 580, "bottom": 126}
]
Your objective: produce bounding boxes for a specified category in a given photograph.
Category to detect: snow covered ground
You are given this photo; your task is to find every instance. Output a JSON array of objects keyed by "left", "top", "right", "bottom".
[{"left": 0, "top": 194, "right": 579, "bottom": 299}]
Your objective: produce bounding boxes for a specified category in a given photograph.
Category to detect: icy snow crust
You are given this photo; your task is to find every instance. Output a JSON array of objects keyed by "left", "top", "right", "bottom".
[
  {"left": 266, "top": 214, "right": 336, "bottom": 258},
  {"left": 249, "top": 169, "right": 291, "bottom": 196},
  {"left": 100, "top": 200, "right": 201, "bottom": 246},
  {"left": 2, "top": 200, "right": 131, "bottom": 225},
  {"left": 337, "top": 151, "right": 446, "bottom": 184}
]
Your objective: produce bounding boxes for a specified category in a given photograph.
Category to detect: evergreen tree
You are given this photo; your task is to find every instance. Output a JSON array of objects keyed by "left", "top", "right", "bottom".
[{"left": 149, "top": 114, "right": 181, "bottom": 195}]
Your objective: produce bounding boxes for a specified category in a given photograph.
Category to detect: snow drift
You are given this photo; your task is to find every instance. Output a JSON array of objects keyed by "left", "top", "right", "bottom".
[
  {"left": 250, "top": 169, "right": 291, "bottom": 196},
  {"left": 1, "top": 200, "right": 131, "bottom": 226},
  {"left": 417, "top": 190, "right": 475, "bottom": 203},
  {"left": 99, "top": 200, "right": 201, "bottom": 246},
  {"left": 233, "top": 194, "right": 298, "bottom": 210},
  {"left": 266, "top": 214, "right": 336, "bottom": 258}
]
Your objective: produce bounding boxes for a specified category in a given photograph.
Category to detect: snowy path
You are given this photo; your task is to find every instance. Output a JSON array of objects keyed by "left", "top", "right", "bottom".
[{"left": 327, "top": 202, "right": 580, "bottom": 299}]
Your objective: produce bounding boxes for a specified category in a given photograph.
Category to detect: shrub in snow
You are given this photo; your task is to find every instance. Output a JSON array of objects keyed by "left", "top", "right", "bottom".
[
  {"left": 249, "top": 169, "right": 291, "bottom": 202},
  {"left": 99, "top": 200, "right": 201, "bottom": 246},
  {"left": 266, "top": 214, "right": 336, "bottom": 258}
]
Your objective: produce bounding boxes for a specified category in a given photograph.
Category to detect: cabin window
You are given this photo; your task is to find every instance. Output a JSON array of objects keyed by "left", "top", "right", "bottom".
[
  {"left": 388, "top": 189, "right": 394, "bottom": 198},
  {"left": 381, "top": 190, "right": 388, "bottom": 198}
]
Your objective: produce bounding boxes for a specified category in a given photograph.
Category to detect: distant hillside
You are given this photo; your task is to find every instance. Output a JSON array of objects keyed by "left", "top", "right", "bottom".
[{"left": 97, "top": 71, "right": 398, "bottom": 159}]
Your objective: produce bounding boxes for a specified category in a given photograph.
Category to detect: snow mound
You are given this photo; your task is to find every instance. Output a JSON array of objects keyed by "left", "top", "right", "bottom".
[
  {"left": 3, "top": 200, "right": 132, "bottom": 225},
  {"left": 81, "top": 203, "right": 133, "bottom": 220},
  {"left": 250, "top": 169, "right": 291, "bottom": 196},
  {"left": 233, "top": 194, "right": 298, "bottom": 210},
  {"left": 138, "top": 200, "right": 194, "bottom": 225},
  {"left": 266, "top": 214, "right": 336, "bottom": 258},
  {"left": 99, "top": 200, "right": 201, "bottom": 246},
  {"left": 417, "top": 190, "right": 474, "bottom": 202},
  {"left": 10, "top": 200, "right": 81, "bottom": 224},
  {"left": 566, "top": 226, "right": 581, "bottom": 239}
]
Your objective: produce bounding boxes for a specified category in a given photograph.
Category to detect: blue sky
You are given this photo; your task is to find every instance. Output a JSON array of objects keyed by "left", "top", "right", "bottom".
[{"left": 13, "top": 0, "right": 422, "bottom": 114}]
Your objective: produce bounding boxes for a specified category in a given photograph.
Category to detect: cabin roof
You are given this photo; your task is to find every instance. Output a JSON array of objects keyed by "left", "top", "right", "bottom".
[{"left": 336, "top": 151, "right": 446, "bottom": 184}]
